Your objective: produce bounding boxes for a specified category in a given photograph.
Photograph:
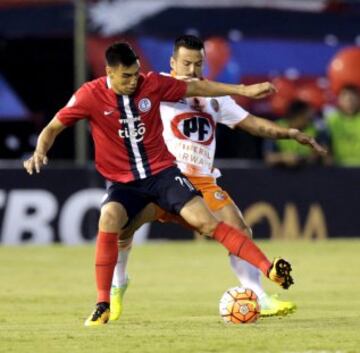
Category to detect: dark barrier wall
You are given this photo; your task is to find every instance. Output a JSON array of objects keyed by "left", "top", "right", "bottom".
[
  {"left": 219, "top": 167, "right": 360, "bottom": 239},
  {"left": 150, "top": 166, "right": 360, "bottom": 241},
  {"left": 0, "top": 167, "right": 102, "bottom": 244},
  {"left": 0, "top": 166, "right": 359, "bottom": 244}
]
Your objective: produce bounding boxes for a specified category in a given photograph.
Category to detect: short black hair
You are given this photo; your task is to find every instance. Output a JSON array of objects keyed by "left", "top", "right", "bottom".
[
  {"left": 340, "top": 84, "right": 360, "bottom": 95},
  {"left": 105, "top": 42, "right": 138, "bottom": 67},
  {"left": 173, "top": 35, "right": 204, "bottom": 55}
]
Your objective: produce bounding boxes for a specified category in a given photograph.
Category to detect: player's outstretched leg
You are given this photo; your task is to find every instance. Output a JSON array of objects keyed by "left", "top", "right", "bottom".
[
  {"left": 215, "top": 202, "right": 296, "bottom": 316},
  {"left": 213, "top": 221, "right": 295, "bottom": 289},
  {"left": 179, "top": 197, "right": 295, "bottom": 289},
  {"left": 229, "top": 256, "right": 296, "bottom": 316}
]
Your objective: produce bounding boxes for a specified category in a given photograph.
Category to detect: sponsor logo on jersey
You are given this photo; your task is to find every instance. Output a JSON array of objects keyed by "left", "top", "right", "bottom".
[
  {"left": 171, "top": 112, "right": 215, "bottom": 145},
  {"left": 104, "top": 110, "right": 114, "bottom": 116},
  {"left": 210, "top": 98, "right": 220, "bottom": 113},
  {"left": 190, "top": 97, "right": 206, "bottom": 112},
  {"left": 214, "top": 191, "right": 226, "bottom": 201},
  {"left": 138, "top": 98, "right": 152, "bottom": 112},
  {"left": 119, "top": 122, "right": 146, "bottom": 142},
  {"left": 119, "top": 116, "right": 141, "bottom": 124}
]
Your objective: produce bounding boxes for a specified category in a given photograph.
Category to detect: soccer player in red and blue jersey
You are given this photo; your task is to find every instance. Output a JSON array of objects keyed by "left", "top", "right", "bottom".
[{"left": 24, "top": 42, "right": 293, "bottom": 326}]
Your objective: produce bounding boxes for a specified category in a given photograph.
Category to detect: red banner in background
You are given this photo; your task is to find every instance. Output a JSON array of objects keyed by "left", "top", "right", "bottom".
[{"left": 87, "top": 36, "right": 153, "bottom": 78}]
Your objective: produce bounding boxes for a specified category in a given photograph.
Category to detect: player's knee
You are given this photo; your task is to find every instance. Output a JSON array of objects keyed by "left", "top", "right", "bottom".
[
  {"left": 99, "top": 203, "right": 127, "bottom": 231},
  {"left": 99, "top": 209, "right": 119, "bottom": 230}
]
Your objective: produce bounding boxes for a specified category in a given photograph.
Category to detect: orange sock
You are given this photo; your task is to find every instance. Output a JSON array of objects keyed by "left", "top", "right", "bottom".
[
  {"left": 213, "top": 222, "right": 271, "bottom": 276},
  {"left": 95, "top": 231, "right": 118, "bottom": 303}
]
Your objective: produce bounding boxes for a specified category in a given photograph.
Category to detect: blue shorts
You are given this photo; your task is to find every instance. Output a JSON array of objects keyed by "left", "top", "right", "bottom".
[{"left": 102, "top": 166, "right": 201, "bottom": 226}]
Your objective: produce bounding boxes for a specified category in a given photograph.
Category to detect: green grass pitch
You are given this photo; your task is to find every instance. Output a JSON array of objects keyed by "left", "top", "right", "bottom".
[{"left": 0, "top": 240, "right": 360, "bottom": 353}]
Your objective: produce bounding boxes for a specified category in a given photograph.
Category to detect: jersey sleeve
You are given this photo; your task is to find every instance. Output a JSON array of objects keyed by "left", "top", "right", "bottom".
[
  {"left": 56, "top": 85, "right": 92, "bottom": 126},
  {"left": 155, "top": 72, "right": 187, "bottom": 102},
  {"left": 218, "top": 96, "right": 249, "bottom": 128}
]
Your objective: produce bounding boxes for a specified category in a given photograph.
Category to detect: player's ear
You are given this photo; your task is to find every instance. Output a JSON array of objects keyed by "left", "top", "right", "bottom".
[
  {"left": 105, "top": 65, "right": 112, "bottom": 77},
  {"left": 170, "top": 56, "right": 175, "bottom": 71}
]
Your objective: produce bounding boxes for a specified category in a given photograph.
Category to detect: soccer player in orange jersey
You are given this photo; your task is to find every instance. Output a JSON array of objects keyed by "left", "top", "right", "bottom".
[{"left": 110, "top": 35, "right": 326, "bottom": 320}]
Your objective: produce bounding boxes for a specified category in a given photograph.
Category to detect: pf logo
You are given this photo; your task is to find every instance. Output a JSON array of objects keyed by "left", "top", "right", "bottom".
[{"left": 171, "top": 112, "right": 215, "bottom": 145}]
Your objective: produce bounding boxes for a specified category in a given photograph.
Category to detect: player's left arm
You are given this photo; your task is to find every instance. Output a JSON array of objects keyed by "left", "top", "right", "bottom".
[
  {"left": 237, "top": 114, "right": 327, "bottom": 155},
  {"left": 185, "top": 80, "right": 276, "bottom": 99}
]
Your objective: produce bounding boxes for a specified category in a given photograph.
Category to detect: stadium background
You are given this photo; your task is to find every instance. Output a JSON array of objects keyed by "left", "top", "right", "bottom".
[
  {"left": 0, "top": 0, "right": 360, "bottom": 244},
  {"left": 2, "top": 2, "right": 360, "bottom": 353}
]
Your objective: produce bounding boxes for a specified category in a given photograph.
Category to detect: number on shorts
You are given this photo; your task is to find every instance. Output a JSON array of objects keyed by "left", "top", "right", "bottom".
[{"left": 175, "top": 176, "right": 195, "bottom": 191}]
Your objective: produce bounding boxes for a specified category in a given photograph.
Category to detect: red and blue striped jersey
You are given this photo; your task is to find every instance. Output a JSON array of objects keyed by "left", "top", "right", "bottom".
[{"left": 57, "top": 72, "right": 187, "bottom": 182}]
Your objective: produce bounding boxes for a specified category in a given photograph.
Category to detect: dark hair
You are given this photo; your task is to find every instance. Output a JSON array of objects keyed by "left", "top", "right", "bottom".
[
  {"left": 173, "top": 35, "right": 204, "bottom": 55},
  {"left": 105, "top": 42, "right": 138, "bottom": 67},
  {"left": 340, "top": 84, "right": 360, "bottom": 95},
  {"left": 286, "top": 99, "right": 312, "bottom": 119}
]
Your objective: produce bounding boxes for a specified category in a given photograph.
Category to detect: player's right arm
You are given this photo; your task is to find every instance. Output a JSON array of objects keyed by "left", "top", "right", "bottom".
[
  {"left": 23, "top": 116, "right": 67, "bottom": 175},
  {"left": 24, "top": 84, "right": 91, "bottom": 175},
  {"left": 238, "top": 114, "right": 327, "bottom": 155}
]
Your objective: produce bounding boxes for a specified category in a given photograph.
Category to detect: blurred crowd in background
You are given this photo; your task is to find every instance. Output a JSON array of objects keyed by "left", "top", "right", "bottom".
[{"left": 1, "top": 0, "right": 360, "bottom": 167}]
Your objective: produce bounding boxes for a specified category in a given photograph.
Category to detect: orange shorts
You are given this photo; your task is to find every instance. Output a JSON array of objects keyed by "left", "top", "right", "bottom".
[{"left": 154, "top": 175, "right": 234, "bottom": 225}]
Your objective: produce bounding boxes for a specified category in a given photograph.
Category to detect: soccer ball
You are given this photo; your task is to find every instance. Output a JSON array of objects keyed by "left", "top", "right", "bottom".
[{"left": 219, "top": 287, "right": 260, "bottom": 324}]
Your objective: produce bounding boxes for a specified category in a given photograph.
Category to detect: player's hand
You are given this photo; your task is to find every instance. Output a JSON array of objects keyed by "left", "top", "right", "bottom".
[
  {"left": 289, "top": 129, "right": 328, "bottom": 155},
  {"left": 240, "top": 82, "right": 277, "bottom": 99},
  {"left": 23, "top": 151, "right": 48, "bottom": 175}
]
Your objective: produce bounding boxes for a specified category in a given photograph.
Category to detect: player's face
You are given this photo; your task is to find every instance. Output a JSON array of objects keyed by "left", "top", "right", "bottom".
[
  {"left": 338, "top": 88, "right": 360, "bottom": 116},
  {"left": 170, "top": 47, "right": 204, "bottom": 78},
  {"left": 106, "top": 61, "right": 140, "bottom": 95}
]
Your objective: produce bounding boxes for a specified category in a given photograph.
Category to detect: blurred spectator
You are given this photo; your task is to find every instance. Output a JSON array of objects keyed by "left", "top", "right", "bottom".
[
  {"left": 325, "top": 85, "right": 360, "bottom": 166},
  {"left": 264, "top": 100, "right": 328, "bottom": 167}
]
